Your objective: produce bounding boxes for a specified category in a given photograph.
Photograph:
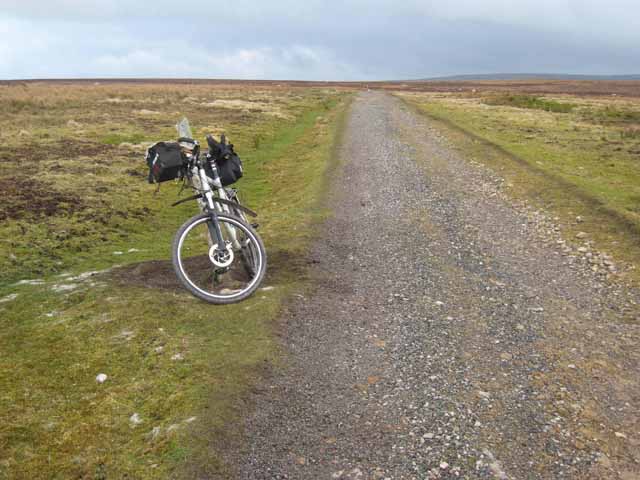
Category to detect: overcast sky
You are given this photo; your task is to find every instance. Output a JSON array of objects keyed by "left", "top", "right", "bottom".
[{"left": 1, "top": 0, "right": 639, "bottom": 80}]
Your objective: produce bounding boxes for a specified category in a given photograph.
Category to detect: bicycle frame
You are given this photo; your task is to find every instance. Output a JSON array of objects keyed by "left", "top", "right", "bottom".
[{"left": 189, "top": 154, "right": 243, "bottom": 251}]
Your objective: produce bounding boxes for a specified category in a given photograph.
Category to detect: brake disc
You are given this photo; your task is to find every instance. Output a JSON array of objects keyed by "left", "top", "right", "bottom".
[{"left": 209, "top": 242, "right": 234, "bottom": 268}]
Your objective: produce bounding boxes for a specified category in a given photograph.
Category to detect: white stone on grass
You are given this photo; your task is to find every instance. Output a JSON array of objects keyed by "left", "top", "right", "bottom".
[
  {"left": 67, "top": 270, "right": 105, "bottom": 282},
  {"left": 96, "top": 373, "right": 108, "bottom": 384},
  {"left": 148, "top": 426, "right": 161, "bottom": 439},
  {"left": 129, "top": 413, "right": 142, "bottom": 426},
  {"left": 51, "top": 283, "right": 79, "bottom": 293},
  {"left": 13, "top": 279, "right": 45, "bottom": 286},
  {"left": 0, "top": 293, "right": 18, "bottom": 303}
]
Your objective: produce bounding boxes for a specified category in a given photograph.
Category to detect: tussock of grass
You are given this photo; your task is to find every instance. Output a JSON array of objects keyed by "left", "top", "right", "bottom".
[
  {"left": 581, "top": 105, "right": 640, "bottom": 126},
  {"left": 100, "top": 132, "right": 148, "bottom": 145},
  {"left": 483, "top": 94, "right": 576, "bottom": 113},
  {"left": 620, "top": 125, "right": 640, "bottom": 139}
]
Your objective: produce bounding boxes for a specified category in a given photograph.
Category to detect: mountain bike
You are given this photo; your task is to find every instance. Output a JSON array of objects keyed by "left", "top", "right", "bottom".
[{"left": 147, "top": 118, "right": 267, "bottom": 304}]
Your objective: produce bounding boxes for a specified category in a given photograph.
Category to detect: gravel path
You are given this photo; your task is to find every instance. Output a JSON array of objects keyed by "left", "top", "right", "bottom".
[{"left": 232, "top": 92, "right": 640, "bottom": 479}]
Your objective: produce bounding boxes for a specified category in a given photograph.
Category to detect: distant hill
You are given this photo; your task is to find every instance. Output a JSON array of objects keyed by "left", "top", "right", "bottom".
[{"left": 420, "top": 73, "right": 640, "bottom": 81}]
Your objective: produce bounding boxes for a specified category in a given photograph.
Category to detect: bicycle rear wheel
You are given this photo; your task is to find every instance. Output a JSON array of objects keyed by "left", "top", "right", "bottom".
[{"left": 172, "top": 212, "right": 267, "bottom": 304}]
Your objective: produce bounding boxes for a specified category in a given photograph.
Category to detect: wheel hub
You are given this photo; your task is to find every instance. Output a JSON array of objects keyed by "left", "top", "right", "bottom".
[{"left": 209, "top": 243, "right": 234, "bottom": 268}]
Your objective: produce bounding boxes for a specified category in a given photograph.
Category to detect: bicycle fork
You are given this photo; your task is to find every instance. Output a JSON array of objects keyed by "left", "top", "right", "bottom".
[{"left": 197, "top": 167, "right": 241, "bottom": 252}]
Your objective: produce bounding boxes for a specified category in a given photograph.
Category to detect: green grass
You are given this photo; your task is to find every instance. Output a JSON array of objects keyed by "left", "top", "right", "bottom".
[
  {"left": 100, "top": 132, "right": 148, "bottom": 145},
  {"left": 581, "top": 105, "right": 640, "bottom": 126},
  {"left": 483, "top": 94, "right": 576, "bottom": 113},
  {"left": 398, "top": 92, "right": 640, "bottom": 283},
  {"left": 0, "top": 83, "right": 352, "bottom": 479},
  {"left": 0, "top": 85, "right": 344, "bottom": 284}
]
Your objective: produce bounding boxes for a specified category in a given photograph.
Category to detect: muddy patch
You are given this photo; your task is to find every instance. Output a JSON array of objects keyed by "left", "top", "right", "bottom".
[
  {"left": 110, "top": 248, "right": 311, "bottom": 293},
  {"left": 109, "top": 259, "right": 183, "bottom": 291},
  {"left": 0, "top": 140, "right": 114, "bottom": 165},
  {"left": 263, "top": 248, "right": 314, "bottom": 282},
  {"left": 0, "top": 177, "right": 85, "bottom": 220}
]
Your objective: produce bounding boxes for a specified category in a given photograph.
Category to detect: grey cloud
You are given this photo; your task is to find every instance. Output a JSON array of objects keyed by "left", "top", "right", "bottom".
[{"left": 1, "top": 0, "right": 639, "bottom": 79}]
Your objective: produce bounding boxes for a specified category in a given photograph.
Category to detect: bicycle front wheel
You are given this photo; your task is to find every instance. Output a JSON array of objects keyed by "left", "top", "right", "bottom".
[{"left": 172, "top": 212, "right": 267, "bottom": 304}]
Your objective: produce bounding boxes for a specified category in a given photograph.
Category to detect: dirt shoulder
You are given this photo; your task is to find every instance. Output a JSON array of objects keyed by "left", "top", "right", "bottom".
[{"left": 228, "top": 92, "right": 640, "bottom": 479}]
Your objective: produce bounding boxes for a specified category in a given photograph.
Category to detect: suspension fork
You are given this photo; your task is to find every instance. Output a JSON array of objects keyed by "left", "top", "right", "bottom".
[
  {"left": 204, "top": 194, "right": 226, "bottom": 249},
  {"left": 198, "top": 166, "right": 242, "bottom": 250},
  {"left": 197, "top": 168, "right": 226, "bottom": 249}
]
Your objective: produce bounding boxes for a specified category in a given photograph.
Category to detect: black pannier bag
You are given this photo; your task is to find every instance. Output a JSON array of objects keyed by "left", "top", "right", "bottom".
[
  {"left": 215, "top": 152, "right": 243, "bottom": 186},
  {"left": 145, "top": 142, "right": 185, "bottom": 184},
  {"left": 206, "top": 134, "right": 243, "bottom": 186}
]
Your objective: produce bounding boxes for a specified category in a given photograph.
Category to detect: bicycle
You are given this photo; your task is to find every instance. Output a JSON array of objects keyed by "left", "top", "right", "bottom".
[{"left": 146, "top": 118, "right": 267, "bottom": 304}]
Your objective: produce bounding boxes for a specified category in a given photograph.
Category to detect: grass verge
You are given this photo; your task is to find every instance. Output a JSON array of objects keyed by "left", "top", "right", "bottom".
[
  {"left": 0, "top": 84, "right": 352, "bottom": 479},
  {"left": 183, "top": 94, "right": 353, "bottom": 479},
  {"left": 396, "top": 92, "right": 640, "bottom": 283},
  {"left": 483, "top": 94, "right": 577, "bottom": 113}
]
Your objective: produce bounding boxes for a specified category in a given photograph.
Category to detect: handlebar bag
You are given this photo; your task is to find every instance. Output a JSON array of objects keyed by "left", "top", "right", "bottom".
[
  {"left": 206, "top": 134, "right": 243, "bottom": 186},
  {"left": 145, "top": 142, "right": 185, "bottom": 183},
  {"left": 216, "top": 152, "right": 244, "bottom": 186}
]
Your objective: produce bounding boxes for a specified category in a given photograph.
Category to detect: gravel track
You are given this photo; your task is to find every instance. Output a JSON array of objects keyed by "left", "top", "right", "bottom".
[{"left": 230, "top": 92, "right": 640, "bottom": 479}]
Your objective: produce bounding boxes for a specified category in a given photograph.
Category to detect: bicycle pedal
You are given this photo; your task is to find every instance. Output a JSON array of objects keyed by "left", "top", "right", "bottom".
[{"left": 251, "top": 223, "right": 260, "bottom": 229}]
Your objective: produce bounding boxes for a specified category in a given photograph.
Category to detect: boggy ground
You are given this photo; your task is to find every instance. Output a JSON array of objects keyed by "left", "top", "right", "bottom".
[{"left": 231, "top": 92, "right": 640, "bottom": 479}]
